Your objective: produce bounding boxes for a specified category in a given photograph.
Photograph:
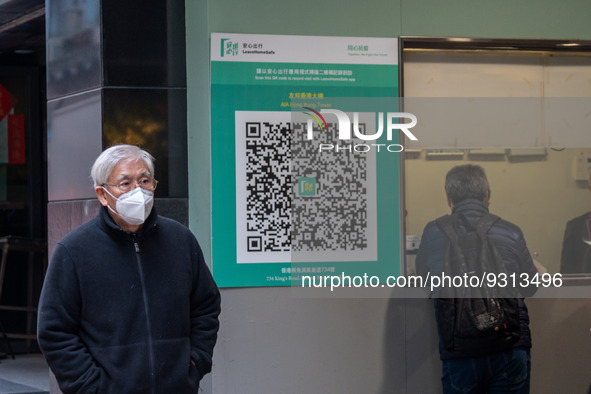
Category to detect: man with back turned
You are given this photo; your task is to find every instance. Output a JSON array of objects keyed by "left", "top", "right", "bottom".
[{"left": 416, "top": 164, "right": 538, "bottom": 393}]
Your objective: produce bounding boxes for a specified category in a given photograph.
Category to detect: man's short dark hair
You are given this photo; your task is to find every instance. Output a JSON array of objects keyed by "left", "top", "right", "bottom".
[{"left": 445, "top": 164, "right": 490, "bottom": 204}]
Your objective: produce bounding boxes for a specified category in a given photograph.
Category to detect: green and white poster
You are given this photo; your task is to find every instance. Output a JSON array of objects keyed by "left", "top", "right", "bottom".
[{"left": 210, "top": 33, "right": 403, "bottom": 288}]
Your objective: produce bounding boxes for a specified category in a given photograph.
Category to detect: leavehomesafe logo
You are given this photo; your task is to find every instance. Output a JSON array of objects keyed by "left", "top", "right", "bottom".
[
  {"left": 220, "top": 38, "right": 276, "bottom": 57},
  {"left": 220, "top": 39, "right": 238, "bottom": 57},
  {"left": 297, "top": 177, "right": 316, "bottom": 197},
  {"left": 302, "top": 108, "right": 418, "bottom": 153}
]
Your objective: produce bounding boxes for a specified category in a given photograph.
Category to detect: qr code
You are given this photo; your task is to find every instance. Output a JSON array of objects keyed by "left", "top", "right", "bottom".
[
  {"left": 235, "top": 111, "right": 377, "bottom": 263},
  {"left": 243, "top": 120, "right": 292, "bottom": 254}
]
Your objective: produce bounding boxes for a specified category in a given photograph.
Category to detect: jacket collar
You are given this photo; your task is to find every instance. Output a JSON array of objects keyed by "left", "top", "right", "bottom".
[
  {"left": 451, "top": 199, "right": 489, "bottom": 215},
  {"left": 98, "top": 204, "right": 158, "bottom": 241}
]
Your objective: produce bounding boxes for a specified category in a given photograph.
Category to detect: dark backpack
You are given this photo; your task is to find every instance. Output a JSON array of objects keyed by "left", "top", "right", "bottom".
[{"left": 434, "top": 213, "right": 520, "bottom": 357}]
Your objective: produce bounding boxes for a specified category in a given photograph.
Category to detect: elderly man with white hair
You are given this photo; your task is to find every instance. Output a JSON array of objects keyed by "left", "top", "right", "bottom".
[{"left": 37, "top": 144, "right": 221, "bottom": 394}]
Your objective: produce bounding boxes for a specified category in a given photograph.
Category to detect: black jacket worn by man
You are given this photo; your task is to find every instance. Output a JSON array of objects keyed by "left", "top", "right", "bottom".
[
  {"left": 416, "top": 199, "right": 538, "bottom": 360},
  {"left": 37, "top": 206, "right": 221, "bottom": 394},
  {"left": 560, "top": 211, "right": 591, "bottom": 274}
]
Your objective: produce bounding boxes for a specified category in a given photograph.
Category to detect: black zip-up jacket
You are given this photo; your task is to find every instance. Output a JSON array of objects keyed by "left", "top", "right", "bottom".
[
  {"left": 37, "top": 206, "right": 221, "bottom": 393},
  {"left": 416, "top": 199, "right": 538, "bottom": 360}
]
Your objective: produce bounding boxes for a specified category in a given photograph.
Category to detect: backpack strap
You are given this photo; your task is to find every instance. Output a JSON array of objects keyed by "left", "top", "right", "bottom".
[
  {"left": 453, "top": 212, "right": 476, "bottom": 233},
  {"left": 437, "top": 213, "right": 478, "bottom": 238},
  {"left": 435, "top": 215, "right": 458, "bottom": 243},
  {"left": 437, "top": 213, "right": 500, "bottom": 243},
  {"left": 474, "top": 213, "right": 500, "bottom": 236}
]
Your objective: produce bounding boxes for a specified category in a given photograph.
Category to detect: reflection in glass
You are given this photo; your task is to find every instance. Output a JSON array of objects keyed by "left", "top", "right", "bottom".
[
  {"left": 560, "top": 204, "right": 591, "bottom": 274},
  {"left": 402, "top": 46, "right": 591, "bottom": 277},
  {"left": 102, "top": 1, "right": 186, "bottom": 88},
  {"left": 404, "top": 148, "right": 591, "bottom": 276},
  {"left": 47, "top": 89, "right": 102, "bottom": 201},
  {"left": 46, "top": 0, "right": 101, "bottom": 99},
  {"left": 103, "top": 88, "right": 187, "bottom": 198}
]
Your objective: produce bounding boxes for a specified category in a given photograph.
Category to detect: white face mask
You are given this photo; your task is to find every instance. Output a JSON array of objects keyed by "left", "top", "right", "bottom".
[{"left": 102, "top": 187, "right": 154, "bottom": 226}]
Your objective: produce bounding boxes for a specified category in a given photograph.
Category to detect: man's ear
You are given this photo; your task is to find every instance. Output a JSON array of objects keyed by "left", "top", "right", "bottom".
[
  {"left": 484, "top": 190, "right": 490, "bottom": 206},
  {"left": 446, "top": 194, "right": 453, "bottom": 209},
  {"left": 95, "top": 186, "right": 109, "bottom": 207}
]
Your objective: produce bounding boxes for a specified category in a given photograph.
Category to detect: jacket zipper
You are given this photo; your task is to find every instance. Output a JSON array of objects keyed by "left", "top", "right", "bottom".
[{"left": 133, "top": 238, "right": 157, "bottom": 394}]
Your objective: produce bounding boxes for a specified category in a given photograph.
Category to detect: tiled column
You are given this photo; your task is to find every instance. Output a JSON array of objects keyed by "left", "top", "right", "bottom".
[{"left": 45, "top": 0, "right": 188, "bottom": 257}]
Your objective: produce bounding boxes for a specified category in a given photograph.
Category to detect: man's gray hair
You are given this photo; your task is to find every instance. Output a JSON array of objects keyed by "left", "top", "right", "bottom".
[
  {"left": 91, "top": 144, "right": 155, "bottom": 188},
  {"left": 445, "top": 164, "right": 490, "bottom": 204}
]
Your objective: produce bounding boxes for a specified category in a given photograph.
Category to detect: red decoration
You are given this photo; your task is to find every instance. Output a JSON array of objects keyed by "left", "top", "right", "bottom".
[
  {"left": 8, "top": 114, "right": 25, "bottom": 164},
  {"left": 0, "top": 84, "right": 16, "bottom": 121}
]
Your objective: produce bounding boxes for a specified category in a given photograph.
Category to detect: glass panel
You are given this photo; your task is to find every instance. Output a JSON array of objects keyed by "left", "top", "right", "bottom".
[
  {"left": 103, "top": 88, "right": 187, "bottom": 198},
  {"left": 46, "top": 0, "right": 101, "bottom": 99},
  {"left": 47, "top": 89, "right": 102, "bottom": 200},
  {"left": 102, "top": 0, "right": 185, "bottom": 87},
  {"left": 404, "top": 148, "right": 591, "bottom": 276},
  {"left": 403, "top": 46, "right": 591, "bottom": 277},
  {"left": 0, "top": 70, "right": 43, "bottom": 238}
]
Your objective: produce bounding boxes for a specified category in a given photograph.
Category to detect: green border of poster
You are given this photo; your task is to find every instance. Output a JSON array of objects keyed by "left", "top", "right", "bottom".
[{"left": 210, "top": 33, "right": 401, "bottom": 287}]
